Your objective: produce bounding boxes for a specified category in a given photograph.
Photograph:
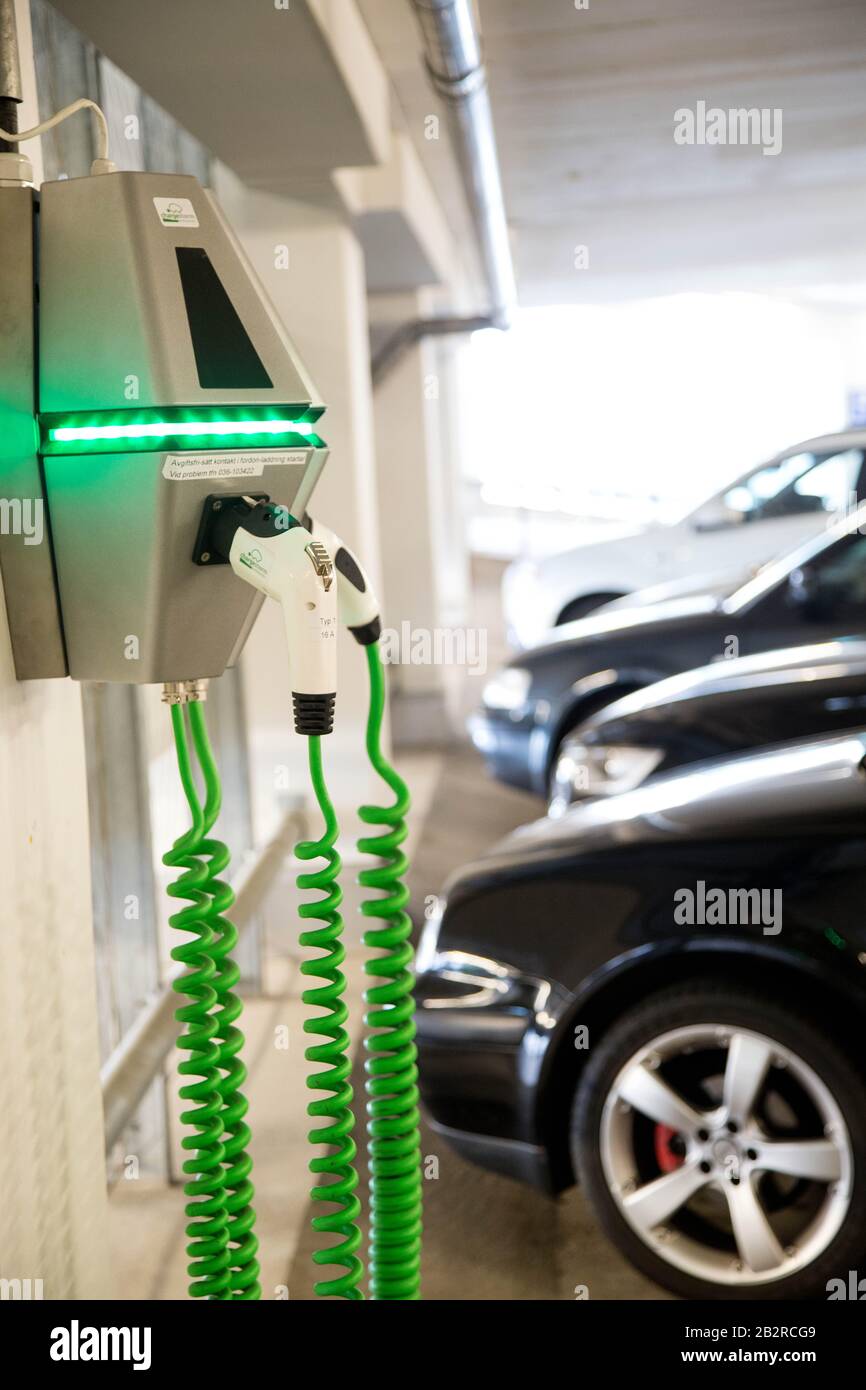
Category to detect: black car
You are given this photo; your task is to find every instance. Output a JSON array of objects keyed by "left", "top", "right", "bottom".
[
  {"left": 548, "top": 637, "right": 866, "bottom": 813},
  {"left": 416, "top": 731, "right": 866, "bottom": 1299},
  {"left": 471, "top": 503, "right": 866, "bottom": 797}
]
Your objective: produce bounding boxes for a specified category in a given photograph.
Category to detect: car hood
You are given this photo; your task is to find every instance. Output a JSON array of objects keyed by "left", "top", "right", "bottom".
[
  {"left": 580, "top": 637, "right": 866, "bottom": 735},
  {"left": 598, "top": 568, "right": 747, "bottom": 613},
  {"left": 519, "top": 588, "right": 721, "bottom": 660},
  {"left": 444, "top": 732, "right": 866, "bottom": 895}
]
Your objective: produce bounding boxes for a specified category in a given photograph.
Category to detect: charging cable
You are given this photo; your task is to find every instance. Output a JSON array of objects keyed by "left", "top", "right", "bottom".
[
  {"left": 164, "top": 687, "right": 231, "bottom": 1299},
  {"left": 0, "top": 97, "right": 116, "bottom": 175},
  {"left": 205, "top": 500, "right": 422, "bottom": 1298},
  {"left": 188, "top": 698, "right": 261, "bottom": 1298},
  {"left": 297, "top": 737, "right": 365, "bottom": 1299},
  {"left": 358, "top": 642, "right": 421, "bottom": 1300},
  {"left": 307, "top": 517, "right": 422, "bottom": 1300},
  {"left": 210, "top": 500, "right": 364, "bottom": 1297},
  {"left": 164, "top": 681, "right": 260, "bottom": 1299}
]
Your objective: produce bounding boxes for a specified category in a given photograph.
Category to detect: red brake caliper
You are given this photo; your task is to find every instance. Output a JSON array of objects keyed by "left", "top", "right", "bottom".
[{"left": 654, "top": 1124, "right": 685, "bottom": 1172}]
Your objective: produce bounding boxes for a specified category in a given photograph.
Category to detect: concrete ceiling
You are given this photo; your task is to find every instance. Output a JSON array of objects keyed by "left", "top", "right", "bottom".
[
  {"left": 358, "top": 0, "right": 866, "bottom": 306},
  {"left": 51, "top": 0, "right": 390, "bottom": 196}
]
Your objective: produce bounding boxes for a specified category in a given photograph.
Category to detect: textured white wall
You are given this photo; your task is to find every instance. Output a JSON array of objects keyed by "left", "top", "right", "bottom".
[
  {"left": 370, "top": 289, "right": 473, "bottom": 734},
  {"left": 0, "top": 0, "right": 109, "bottom": 1301}
]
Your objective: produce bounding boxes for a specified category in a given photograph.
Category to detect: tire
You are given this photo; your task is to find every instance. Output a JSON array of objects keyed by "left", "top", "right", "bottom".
[
  {"left": 572, "top": 979, "right": 866, "bottom": 1299},
  {"left": 556, "top": 593, "right": 624, "bottom": 625}
]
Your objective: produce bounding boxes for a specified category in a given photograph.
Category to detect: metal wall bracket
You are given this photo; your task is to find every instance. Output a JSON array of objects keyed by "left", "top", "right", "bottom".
[{"left": 0, "top": 186, "right": 67, "bottom": 678}]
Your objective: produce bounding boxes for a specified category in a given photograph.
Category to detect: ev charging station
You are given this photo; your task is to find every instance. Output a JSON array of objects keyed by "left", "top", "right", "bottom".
[{"left": 0, "top": 95, "right": 421, "bottom": 1301}]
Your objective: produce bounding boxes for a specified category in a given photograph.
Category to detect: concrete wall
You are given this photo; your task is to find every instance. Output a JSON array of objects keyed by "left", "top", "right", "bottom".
[
  {"left": 371, "top": 291, "right": 474, "bottom": 743},
  {"left": 0, "top": 0, "right": 469, "bottom": 1301},
  {"left": 0, "top": 0, "right": 109, "bottom": 1301}
]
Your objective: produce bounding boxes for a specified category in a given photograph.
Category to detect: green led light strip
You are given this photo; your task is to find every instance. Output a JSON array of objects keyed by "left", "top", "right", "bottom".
[
  {"left": 50, "top": 418, "right": 319, "bottom": 443},
  {"left": 39, "top": 407, "right": 326, "bottom": 456}
]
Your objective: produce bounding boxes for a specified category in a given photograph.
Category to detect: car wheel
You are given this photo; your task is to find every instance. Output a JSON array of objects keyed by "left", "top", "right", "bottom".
[
  {"left": 572, "top": 980, "right": 866, "bottom": 1299},
  {"left": 556, "top": 593, "right": 624, "bottom": 625}
]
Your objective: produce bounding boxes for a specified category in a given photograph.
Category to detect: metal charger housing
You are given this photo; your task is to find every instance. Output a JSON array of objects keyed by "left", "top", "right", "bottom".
[{"left": 30, "top": 170, "right": 327, "bottom": 683}]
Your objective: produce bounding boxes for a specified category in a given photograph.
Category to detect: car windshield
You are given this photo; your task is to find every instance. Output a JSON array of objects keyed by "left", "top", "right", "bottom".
[
  {"left": 724, "top": 499, "right": 866, "bottom": 612},
  {"left": 693, "top": 447, "right": 864, "bottom": 530}
]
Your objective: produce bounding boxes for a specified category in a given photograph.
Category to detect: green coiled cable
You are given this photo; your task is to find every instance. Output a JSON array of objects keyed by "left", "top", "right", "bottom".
[
  {"left": 358, "top": 641, "right": 423, "bottom": 1300},
  {"left": 296, "top": 735, "right": 365, "bottom": 1299},
  {"left": 187, "top": 702, "right": 261, "bottom": 1299},
  {"left": 165, "top": 703, "right": 231, "bottom": 1298},
  {"left": 165, "top": 647, "right": 419, "bottom": 1300},
  {"left": 166, "top": 699, "right": 260, "bottom": 1299}
]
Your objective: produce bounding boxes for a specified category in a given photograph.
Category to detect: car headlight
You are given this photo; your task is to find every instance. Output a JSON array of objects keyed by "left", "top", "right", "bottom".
[
  {"left": 548, "top": 739, "right": 664, "bottom": 814},
  {"left": 482, "top": 666, "right": 532, "bottom": 713}
]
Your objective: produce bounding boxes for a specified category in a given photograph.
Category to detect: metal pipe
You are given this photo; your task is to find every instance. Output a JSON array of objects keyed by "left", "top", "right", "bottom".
[
  {"left": 0, "top": 0, "right": 21, "bottom": 100},
  {"left": 412, "top": 0, "right": 516, "bottom": 330},
  {"left": 100, "top": 804, "right": 305, "bottom": 1152},
  {"left": 372, "top": 0, "right": 515, "bottom": 385},
  {"left": 372, "top": 312, "right": 494, "bottom": 386},
  {"left": 0, "top": 0, "right": 22, "bottom": 151}
]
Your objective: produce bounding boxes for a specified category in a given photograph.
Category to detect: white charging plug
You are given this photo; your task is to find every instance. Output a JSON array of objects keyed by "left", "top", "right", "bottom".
[
  {"left": 305, "top": 516, "right": 381, "bottom": 644},
  {"left": 228, "top": 519, "right": 337, "bottom": 733}
]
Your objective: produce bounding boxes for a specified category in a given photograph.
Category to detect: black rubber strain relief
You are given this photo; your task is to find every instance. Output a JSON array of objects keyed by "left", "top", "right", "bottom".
[
  {"left": 293, "top": 691, "right": 336, "bottom": 735},
  {"left": 348, "top": 616, "right": 382, "bottom": 647}
]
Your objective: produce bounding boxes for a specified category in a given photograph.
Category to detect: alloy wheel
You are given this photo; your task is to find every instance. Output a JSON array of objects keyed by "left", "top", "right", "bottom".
[{"left": 599, "top": 1023, "right": 852, "bottom": 1286}]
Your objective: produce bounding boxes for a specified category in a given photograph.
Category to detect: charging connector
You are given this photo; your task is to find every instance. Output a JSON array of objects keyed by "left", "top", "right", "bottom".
[
  {"left": 204, "top": 497, "right": 337, "bottom": 734},
  {"left": 303, "top": 514, "right": 381, "bottom": 646}
]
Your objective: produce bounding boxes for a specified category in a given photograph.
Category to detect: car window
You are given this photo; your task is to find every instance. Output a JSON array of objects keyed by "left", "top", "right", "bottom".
[
  {"left": 717, "top": 449, "right": 863, "bottom": 526},
  {"left": 810, "top": 531, "right": 866, "bottom": 612}
]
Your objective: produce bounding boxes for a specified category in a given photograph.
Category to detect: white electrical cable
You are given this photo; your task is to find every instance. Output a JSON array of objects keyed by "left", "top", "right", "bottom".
[{"left": 0, "top": 97, "right": 115, "bottom": 174}]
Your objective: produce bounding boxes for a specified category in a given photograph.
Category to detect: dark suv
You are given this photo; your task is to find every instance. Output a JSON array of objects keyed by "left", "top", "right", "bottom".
[{"left": 416, "top": 731, "right": 866, "bottom": 1300}]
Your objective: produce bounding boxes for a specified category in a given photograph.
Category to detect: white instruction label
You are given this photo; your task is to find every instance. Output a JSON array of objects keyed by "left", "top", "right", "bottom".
[
  {"left": 162, "top": 451, "right": 310, "bottom": 481},
  {"left": 153, "top": 196, "right": 199, "bottom": 228}
]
